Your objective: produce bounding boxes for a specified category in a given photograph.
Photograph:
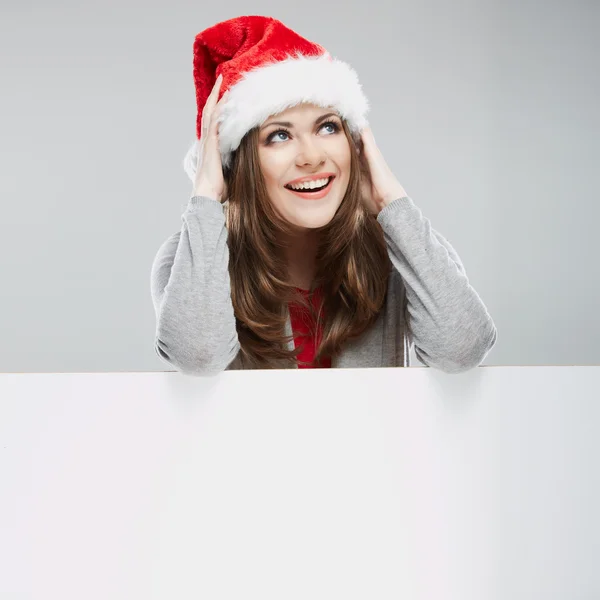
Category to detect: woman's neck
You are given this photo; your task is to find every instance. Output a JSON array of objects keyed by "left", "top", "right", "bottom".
[{"left": 282, "top": 228, "right": 320, "bottom": 291}]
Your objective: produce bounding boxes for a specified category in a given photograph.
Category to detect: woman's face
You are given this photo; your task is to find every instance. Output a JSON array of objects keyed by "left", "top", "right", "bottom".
[{"left": 257, "top": 103, "right": 352, "bottom": 230}]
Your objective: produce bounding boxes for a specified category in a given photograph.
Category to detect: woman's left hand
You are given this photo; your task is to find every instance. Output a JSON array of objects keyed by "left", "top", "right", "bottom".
[{"left": 358, "top": 127, "right": 408, "bottom": 215}]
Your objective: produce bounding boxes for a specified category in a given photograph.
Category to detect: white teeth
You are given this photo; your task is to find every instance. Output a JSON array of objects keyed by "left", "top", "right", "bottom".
[{"left": 288, "top": 177, "right": 331, "bottom": 190}]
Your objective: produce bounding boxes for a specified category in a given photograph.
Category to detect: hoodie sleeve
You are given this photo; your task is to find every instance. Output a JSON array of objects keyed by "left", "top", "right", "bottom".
[
  {"left": 150, "top": 196, "right": 240, "bottom": 375},
  {"left": 377, "top": 196, "right": 497, "bottom": 373}
]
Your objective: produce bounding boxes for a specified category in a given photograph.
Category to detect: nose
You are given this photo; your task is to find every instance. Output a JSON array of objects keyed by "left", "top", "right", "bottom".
[{"left": 295, "top": 136, "right": 326, "bottom": 167}]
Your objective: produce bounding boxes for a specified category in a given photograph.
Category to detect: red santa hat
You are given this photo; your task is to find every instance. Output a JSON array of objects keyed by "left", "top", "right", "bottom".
[{"left": 190, "top": 15, "right": 370, "bottom": 171}]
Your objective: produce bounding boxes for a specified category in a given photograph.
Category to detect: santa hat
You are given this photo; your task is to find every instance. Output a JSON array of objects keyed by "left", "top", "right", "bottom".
[{"left": 189, "top": 15, "right": 370, "bottom": 172}]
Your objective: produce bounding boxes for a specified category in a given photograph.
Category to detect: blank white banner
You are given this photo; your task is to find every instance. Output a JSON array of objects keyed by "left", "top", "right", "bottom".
[{"left": 1, "top": 366, "right": 598, "bottom": 600}]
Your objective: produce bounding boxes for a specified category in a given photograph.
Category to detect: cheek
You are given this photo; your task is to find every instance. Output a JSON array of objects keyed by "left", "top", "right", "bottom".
[
  {"left": 338, "top": 151, "right": 352, "bottom": 183},
  {"left": 332, "top": 140, "right": 352, "bottom": 171},
  {"left": 259, "top": 152, "right": 290, "bottom": 188}
]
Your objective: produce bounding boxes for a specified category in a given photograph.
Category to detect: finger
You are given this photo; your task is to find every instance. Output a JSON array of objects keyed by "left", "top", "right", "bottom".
[
  {"left": 362, "top": 126, "right": 378, "bottom": 147},
  {"left": 210, "top": 93, "right": 229, "bottom": 133},
  {"left": 209, "top": 98, "right": 224, "bottom": 132},
  {"left": 216, "top": 86, "right": 229, "bottom": 103},
  {"left": 202, "top": 74, "right": 223, "bottom": 125},
  {"left": 212, "top": 90, "right": 231, "bottom": 129},
  {"left": 359, "top": 127, "right": 371, "bottom": 150},
  {"left": 203, "top": 102, "right": 223, "bottom": 152},
  {"left": 205, "top": 74, "right": 223, "bottom": 110},
  {"left": 201, "top": 80, "right": 227, "bottom": 150}
]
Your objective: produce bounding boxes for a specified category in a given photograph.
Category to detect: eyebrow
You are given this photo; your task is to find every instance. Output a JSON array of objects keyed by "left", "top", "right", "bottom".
[{"left": 260, "top": 112, "right": 340, "bottom": 131}]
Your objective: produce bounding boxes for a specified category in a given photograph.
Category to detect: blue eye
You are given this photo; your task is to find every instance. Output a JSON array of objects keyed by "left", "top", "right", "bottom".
[
  {"left": 271, "top": 130, "right": 290, "bottom": 143},
  {"left": 266, "top": 120, "right": 341, "bottom": 145},
  {"left": 321, "top": 121, "right": 339, "bottom": 134}
]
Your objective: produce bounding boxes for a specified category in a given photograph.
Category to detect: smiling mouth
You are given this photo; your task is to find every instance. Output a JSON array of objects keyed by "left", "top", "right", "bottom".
[{"left": 284, "top": 176, "right": 334, "bottom": 193}]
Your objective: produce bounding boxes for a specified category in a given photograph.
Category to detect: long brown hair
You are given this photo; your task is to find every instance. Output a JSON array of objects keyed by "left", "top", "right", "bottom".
[{"left": 223, "top": 119, "right": 391, "bottom": 368}]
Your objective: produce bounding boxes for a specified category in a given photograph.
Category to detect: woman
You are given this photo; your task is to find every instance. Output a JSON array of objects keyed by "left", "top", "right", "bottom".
[{"left": 151, "top": 16, "right": 497, "bottom": 373}]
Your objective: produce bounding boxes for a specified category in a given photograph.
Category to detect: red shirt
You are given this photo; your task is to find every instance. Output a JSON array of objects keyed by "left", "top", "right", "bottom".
[{"left": 288, "top": 287, "right": 332, "bottom": 369}]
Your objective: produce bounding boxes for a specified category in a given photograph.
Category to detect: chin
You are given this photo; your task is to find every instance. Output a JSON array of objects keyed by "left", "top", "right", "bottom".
[
  {"left": 285, "top": 203, "right": 341, "bottom": 230},
  {"left": 289, "top": 217, "right": 333, "bottom": 230}
]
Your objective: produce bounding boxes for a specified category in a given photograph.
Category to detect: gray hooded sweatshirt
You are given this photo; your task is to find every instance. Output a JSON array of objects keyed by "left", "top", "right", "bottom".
[{"left": 151, "top": 195, "right": 497, "bottom": 375}]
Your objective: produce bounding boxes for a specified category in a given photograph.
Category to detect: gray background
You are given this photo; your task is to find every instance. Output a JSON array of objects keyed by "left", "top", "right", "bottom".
[{"left": 1, "top": 0, "right": 598, "bottom": 373}]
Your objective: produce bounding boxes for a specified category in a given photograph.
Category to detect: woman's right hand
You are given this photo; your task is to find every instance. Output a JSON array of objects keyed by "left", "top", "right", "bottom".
[{"left": 193, "top": 74, "right": 229, "bottom": 203}]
